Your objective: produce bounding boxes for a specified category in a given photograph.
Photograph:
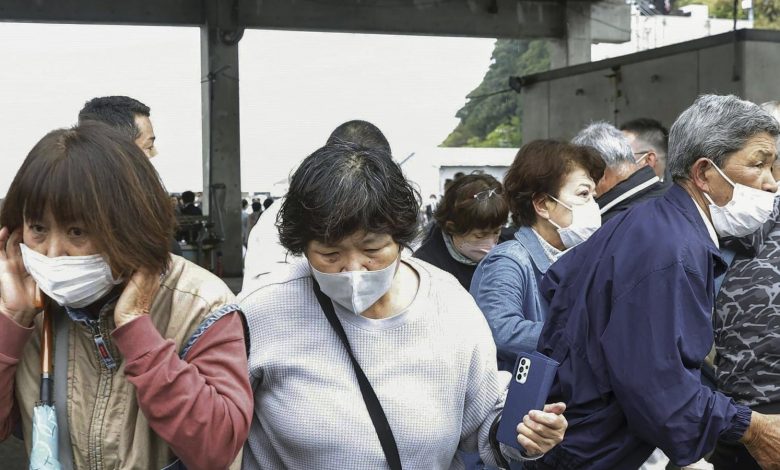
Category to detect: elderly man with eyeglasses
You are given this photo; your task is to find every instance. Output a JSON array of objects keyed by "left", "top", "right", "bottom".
[{"left": 573, "top": 121, "right": 669, "bottom": 222}]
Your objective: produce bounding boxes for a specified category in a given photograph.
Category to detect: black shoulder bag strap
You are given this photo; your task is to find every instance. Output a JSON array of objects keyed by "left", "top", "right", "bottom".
[{"left": 312, "top": 280, "right": 403, "bottom": 470}]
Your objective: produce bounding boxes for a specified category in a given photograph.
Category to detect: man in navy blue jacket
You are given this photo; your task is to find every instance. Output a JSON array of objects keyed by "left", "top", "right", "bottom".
[{"left": 530, "top": 95, "right": 780, "bottom": 470}]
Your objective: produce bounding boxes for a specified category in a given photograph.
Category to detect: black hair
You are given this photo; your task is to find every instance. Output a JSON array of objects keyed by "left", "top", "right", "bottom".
[
  {"left": 263, "top": 197, "right": 274, "bottom": 210},
  {"left": 78, "top": 96, "right": 150, "bottom": 141},
  {"left": 278, "top": 142, "right": 420, "bottom": 255},
  {"left": 619, "top": 118, "right": 669, "bottom": 155},
  {"left": 251, "top": 202, "right": 262, "bottom": 212},
  {"left": 326, "top": 120, "right": 392, "bottom": 157},
  {"left": 181, "top": 191, "right": 195, "bottom": 204}
]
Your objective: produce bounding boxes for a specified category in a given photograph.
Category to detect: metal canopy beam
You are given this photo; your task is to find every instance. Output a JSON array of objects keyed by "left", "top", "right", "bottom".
[
  {"left": 0, "top": 0, "right": 203, "bottom": 26},
  {"left": 0, "top": 0, "right": 566, "bottom": 38}
]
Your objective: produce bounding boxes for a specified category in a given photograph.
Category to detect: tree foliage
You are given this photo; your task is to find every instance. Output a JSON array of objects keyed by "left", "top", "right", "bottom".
[
  {"left": 677, "top": 0, "right": 780, "bottom": 28},
  {"left": 442, "top": 39, "right": 550, "bottom": 147}
]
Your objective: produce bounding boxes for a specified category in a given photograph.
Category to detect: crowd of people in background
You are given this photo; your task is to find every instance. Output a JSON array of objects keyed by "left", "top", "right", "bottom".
[{"left": 1, "top": 93, "right": 780, "bottom": 470}]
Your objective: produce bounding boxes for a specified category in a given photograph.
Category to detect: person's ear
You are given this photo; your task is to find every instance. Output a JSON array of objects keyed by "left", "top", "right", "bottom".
[
  {"left": 689, "top": 157, "right": 715, "bottom": 193},
  {"left": 644, "top": 151, "right": 657, "bottom": 169},
  {"left": 532, "top": 193, "right": 552, "bottom": 220}
]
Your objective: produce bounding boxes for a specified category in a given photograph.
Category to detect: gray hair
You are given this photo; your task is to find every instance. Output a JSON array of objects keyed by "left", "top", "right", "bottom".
[
  {"left": 572, "top": 121, "right": 635, "bottom": 169},
  {"left": 668, "top": 95, "right": 780, "bottom": 181},
  {"left": 761, "top": 101, "right": 780, "bottom": 125}
]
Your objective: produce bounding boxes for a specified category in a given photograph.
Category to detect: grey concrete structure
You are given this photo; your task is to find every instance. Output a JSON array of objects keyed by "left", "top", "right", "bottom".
[
  {"left": 520, "top": 29, "right": 780, "bottom": 142},
  {"left": 0, "top": 0, "right": 629, "bottom": 276}
]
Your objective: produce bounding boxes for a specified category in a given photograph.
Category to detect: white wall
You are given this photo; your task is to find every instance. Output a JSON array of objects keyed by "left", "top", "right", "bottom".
[{"left": 592, "top": 5, "right": 753, "bottom": 61}]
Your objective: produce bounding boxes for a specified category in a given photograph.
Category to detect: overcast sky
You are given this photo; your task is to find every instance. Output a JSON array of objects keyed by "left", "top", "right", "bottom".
[{"left": 0, "top": 23, "right": 495, "bottom": 196}]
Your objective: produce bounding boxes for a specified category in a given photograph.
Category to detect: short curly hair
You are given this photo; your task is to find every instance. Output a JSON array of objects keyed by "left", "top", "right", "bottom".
[
  {"left": 504, "top": 140, "right": 605, "bottom": 227},
  {"left": 278, "top": 142, "right": 420, "bottom": 254}
]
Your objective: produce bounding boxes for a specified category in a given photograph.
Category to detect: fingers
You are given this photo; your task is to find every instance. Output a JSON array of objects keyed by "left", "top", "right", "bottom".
[
  {"left": 525, "top": 409, "right": 568, "bottom": 432},
  {"left": 516, "top": 432, "right": 545, "bottom": 457},
  {"left": 515, "top": 410, "right": 568, "bottom": 457},
  {"left": 519, "top": 412, "right": 567, "bottom": 440},
  {"left": 5, "top": 229, "right": 23, "bottom": 261},
  {"left": 543, "top": 402, "right": 567, "bottom": 415}
]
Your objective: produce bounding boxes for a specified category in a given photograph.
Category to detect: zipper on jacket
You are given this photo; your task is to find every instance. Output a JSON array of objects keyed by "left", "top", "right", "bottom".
[
  {"left": 87, "top": 320, "right": 117, "bottom": 370},
  {"left": 84, "top": 316, "right": 117, "bottom": 470}
]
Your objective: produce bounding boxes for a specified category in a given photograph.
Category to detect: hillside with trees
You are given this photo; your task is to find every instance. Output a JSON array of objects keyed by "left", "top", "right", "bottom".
[
  {"left": 443, "top": 3, "right": 778, "bottom": 148},
  {"left": 441, "top": 39, "right": 550, "bottom": 148}
]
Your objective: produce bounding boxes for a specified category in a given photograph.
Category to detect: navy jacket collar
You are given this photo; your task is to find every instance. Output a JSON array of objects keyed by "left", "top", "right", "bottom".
[
  {"left": 597, "top": 166, "right": 660, "bottom": 209},
  {"left": 514, "top": 226, "right": 552, "bottom": 274},
  {"left": 664, "top": 184, "right": 726, "bottom": 269}
]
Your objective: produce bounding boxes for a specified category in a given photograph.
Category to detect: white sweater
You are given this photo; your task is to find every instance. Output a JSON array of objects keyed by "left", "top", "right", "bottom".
[{"left": 240, "top": 256, "right": 512, "bottom": 470}]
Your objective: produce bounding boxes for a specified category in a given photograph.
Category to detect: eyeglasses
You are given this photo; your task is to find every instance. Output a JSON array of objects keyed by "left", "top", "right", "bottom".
[{"left": 473, "top": 187, "right": 503, "bottom": 201}]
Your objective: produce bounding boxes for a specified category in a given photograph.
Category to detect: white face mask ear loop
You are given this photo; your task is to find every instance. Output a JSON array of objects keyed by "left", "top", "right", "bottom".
[
  {"left": 706, "top": 159, "right": 737, "bottom": 188},
  {"left": 544, "top": 194, "right": 571, "bottom": 230}
]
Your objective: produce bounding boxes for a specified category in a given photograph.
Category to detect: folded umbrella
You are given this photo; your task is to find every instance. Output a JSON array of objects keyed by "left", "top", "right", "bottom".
[{"left": 29, "top": 288, "right": 61, "bottom": 470}]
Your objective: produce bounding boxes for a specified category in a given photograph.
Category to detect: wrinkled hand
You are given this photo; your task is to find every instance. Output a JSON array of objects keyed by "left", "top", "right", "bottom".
[
  {"left": 516, "top": 402, "right": 568, "bottom": 457},
  {"left": 743, "top": 412, "right": 780, "bottom": 470},
  {"left": 115, "top": 268, "right": 161, "bottom": 328},
  {"left": 0, "top": 227, "right": 38, "bottom": 325}
]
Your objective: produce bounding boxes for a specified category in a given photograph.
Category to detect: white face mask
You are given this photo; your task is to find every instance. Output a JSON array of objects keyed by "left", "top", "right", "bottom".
[
  {"left": 310, "top": 258, "right": 399, "bottom": 315},
  {"left": 703, "top": 160, "right": 778, "bottom": 238},
  {"left": 454, "top": 236, "right": 497, "bottom": 263},
  {"left": 20, "top": 244, "right": 123, "bottom": 308},
  {"left": 547, "top": 195, "right": 602, "bottom": 249}
]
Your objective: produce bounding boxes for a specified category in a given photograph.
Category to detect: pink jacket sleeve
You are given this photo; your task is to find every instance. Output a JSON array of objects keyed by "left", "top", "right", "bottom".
[
  {"left": 0, "top": 313, "right": 34, "bottom": 441},
  {"left": 112, "top": 312, "right": 253, "bottom": 470}
]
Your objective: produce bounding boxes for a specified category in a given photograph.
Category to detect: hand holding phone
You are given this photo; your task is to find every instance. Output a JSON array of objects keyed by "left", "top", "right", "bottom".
[{"left": 497, "top": 351, "right": 560, "bottom": 454}]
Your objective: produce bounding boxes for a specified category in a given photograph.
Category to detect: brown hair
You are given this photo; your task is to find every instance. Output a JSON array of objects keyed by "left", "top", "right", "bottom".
[
  {"left": 434, "top": 173, "right": 508, "bottom": 235},
  {"left": 0, "top": 121, "right": 175, "bottom": 275},
  {"left": 504, "top": 140, "right": 605, "bottom": 227}
]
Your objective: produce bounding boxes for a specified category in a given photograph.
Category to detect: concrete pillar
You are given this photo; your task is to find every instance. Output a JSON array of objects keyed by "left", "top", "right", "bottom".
[
  {"left": 550, "top": 1, "right": 592, "bottom": 69},
  {"left": 200, "top": 19, "right": 243, "bottom": 277}
]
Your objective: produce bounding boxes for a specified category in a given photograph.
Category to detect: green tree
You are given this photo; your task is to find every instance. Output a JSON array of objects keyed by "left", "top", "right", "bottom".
[
  {"left": 442, "top": 39, "right": 550, "bottom": 147},
  {"left": 676, "top": 0, "right": 780, "bottom": 28}
]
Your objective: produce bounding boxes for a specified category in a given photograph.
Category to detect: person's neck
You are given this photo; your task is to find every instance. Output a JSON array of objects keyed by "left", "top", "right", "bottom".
[
  {"left": 531, "top": 221, "right": 565, "bottom": 251},
  {"left": 362, "top": 261, "right": 419, "bottom": 320},
  {"left": 679, "top": 179, "right": 713, "bottom": 222}
]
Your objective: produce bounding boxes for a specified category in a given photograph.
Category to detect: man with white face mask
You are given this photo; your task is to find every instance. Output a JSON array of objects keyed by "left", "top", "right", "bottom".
[
  {"left": 573, "top": 121, "right": 668, "bottom": 223},
  {"left": 527, "top": 95, "right": 780, "bottom": 470}
]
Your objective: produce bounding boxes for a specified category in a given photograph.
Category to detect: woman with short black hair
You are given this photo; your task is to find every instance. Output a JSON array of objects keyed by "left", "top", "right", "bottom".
[
  {"left": 470, "top": 140, "right": 605, "bottom": 371},
  {"left": 240, "top": 142, "right": 567, "bottom": 469}
]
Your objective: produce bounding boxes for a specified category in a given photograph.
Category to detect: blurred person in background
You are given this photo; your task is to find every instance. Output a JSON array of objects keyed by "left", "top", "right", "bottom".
[
  {"left": 414, "top": 174, "right": 508, "bottom": 290},
  {"left": 620, "top": 117, "right": 671, "bottom": 184},
  {"left": 573, "top": 121, "right": 666, "bottom": 222},
  {"left": 78, "top": 95, "right": 157, "bottom": 159}
]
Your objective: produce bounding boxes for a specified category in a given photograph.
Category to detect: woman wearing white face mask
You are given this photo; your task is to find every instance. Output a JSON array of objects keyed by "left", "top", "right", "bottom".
[
  {"left": 0, "top": 123, "right": 252, "bottom": 470},
  {"left": 239, "top": 142, "right": 568, "bottom": 470},
  {"left": 470, "top": 140, "right": 605, "bottom": 372},
  {"left": 414, "top": 174, "right": 509, "bottom": 290}
]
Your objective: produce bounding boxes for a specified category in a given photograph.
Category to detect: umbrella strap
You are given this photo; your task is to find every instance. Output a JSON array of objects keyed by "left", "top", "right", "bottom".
[{"left": 54, "top": 311, "right": 75, "bottom": 470}]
